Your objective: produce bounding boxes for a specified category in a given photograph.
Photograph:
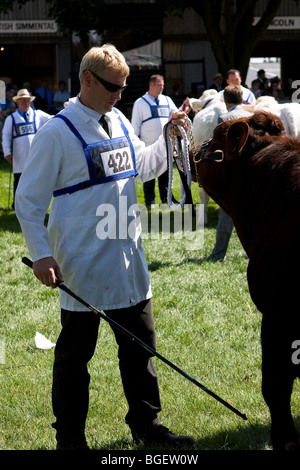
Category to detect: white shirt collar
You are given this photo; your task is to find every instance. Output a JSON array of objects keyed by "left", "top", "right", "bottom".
[
  {"left": 228, "top": 105, "right": 239, "bottom": 112},
  {"left": 146, "top": 92, "right": 160, "bottom": 104},
  {"left": 75, "top": 95, "right": 102, "bottom": 121}
]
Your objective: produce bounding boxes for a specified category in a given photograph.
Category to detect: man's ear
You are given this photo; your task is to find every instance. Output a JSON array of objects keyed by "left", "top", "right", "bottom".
[
  {"left": 83, "top": 70, "right": 92, "bottom": 88},
  {"left": 227, "top": 121, "right": 250, "bottom": 156}
]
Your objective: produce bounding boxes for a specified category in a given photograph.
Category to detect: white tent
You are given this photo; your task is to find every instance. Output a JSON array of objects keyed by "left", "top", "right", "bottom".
[{"left": 123, "top": 40, "right": 161, "bottom": 69}]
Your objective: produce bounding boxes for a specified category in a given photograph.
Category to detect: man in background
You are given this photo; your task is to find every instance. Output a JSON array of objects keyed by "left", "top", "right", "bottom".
[
  {"left": 35, "top": 80, "right": 54, "bottom": 113},
  {"left": 2, "top": 88, "right": 50, "bottom": 208},
  {"left": 131, "top": 75, "right": 178, "bottom": 207},
  {"left": 208, "top": 84, "right": 252, "bottom": 261},
  {"left": 53, "top": 80, "right": 71, "bottom": 112},
  {"left": 219, "top": 69, "right": 256, "bottom": 105}
]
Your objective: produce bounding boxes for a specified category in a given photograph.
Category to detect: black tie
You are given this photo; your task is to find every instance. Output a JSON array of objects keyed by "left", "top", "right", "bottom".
[{"left": 100, "top": 115, "right": 110, "bottom": 136}]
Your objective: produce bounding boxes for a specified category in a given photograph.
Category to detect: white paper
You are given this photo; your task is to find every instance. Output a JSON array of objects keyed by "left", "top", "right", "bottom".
[{"left": 35, "top": 332, "right": 56, "bottom": 350}]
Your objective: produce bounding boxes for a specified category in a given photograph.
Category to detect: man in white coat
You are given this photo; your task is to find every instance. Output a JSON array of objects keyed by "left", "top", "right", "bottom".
[
  {"left": 15, "top": 44, "right": 194, "bottom": 450},
  {"left": 131, "top": 75, "right": 178, "bottom": 207},
  {"left": 2, "top": 88, "right": 50, "bottom": 208},
  {"left": 219, "top": 69, "right": 256, "bottom": 105}
]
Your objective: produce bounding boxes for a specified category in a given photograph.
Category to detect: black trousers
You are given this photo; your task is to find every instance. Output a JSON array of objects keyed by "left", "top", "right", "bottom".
[
  {"left": 143, "top": 170, "right": 169, "bottom": 206},
  {"left": 12, "top": 173, "right": 21, "bottom": 209},
  {"left": 51, "top": 299, "right": 162, "bottom": 444}
]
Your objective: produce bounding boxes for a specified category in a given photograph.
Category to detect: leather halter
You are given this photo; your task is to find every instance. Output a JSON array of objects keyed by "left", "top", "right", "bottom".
[{"left": 193, "top": 138, "right": 224, "bottom": 164}]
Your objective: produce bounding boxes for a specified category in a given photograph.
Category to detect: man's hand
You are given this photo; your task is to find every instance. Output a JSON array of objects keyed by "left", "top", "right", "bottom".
[
  {"left": 168, "top": 111, "right": 189, "bottom": 137},
  {"left": 5, "top": 154, "right": 12, "bottom": 166},
  {"left": 33, "top": 256, "right": 63, "bottom": 288}
]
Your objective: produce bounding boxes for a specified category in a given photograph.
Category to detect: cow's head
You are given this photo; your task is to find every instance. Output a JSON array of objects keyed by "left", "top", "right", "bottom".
[
  {"left": 189, "top": 110, "right": 286, "bottom": 223},
  {"left": 191, "top": 111, "right": 286, "bottom": 174},
  {"left": 196, "top": 119, "right": 250, "bottom": 164}
]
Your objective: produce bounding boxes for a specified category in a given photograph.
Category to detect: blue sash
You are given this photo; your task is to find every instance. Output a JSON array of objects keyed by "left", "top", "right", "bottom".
[
  {"left": 11, "top": 111, "right": 37, "bottom": 138},
  {"left": 53, "top": 109, "right": 138, "bottom": 197},
  {"left": 141, "top": 96, "right": 170, "bottom": 124},
  {"left": 243, "top": 91, "right": 252, "bottom": 104}
]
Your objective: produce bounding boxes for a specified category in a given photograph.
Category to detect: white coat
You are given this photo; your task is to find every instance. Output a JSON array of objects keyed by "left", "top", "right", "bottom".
[
  {"left": 131, "top": 92, "right": 178, "bottom": 145},
  {"left": 2, "top": 107, "right": 50, "bottom": 173},
  {"left": 219, "top": 85, "right": 256, "bottom": 105},
  {"left": 15, "top": 97, "right": 169, "bottom": 312}
]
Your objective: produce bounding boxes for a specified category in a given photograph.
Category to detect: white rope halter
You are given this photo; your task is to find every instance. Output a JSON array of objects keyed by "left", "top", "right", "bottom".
[{"left": 165, "top": 117, "right": 193, "bottom": 210}]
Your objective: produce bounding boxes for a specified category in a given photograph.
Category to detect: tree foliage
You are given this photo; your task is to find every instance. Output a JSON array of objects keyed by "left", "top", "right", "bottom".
[
  {"left": 46, "top": 0, "right": 108, "bottom": 40},
  {"left": 0, "top": 0, "right": 285, "bottom": 78},
  {"left": 158, "top": 0, "right": 283, "bottom": 78},
  {"left": 0, "top": 0, "right": 30, "bottom": 13}
]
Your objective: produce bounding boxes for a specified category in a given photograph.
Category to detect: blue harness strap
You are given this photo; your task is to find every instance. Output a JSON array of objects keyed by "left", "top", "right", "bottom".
[
  {"left": 54, "top": 114, "right": 87, "bottom": 146},
  {"left": 54, "top": 114, "right": 96, "bottom": 181},
  {"left": 113, "top": 107, "right": 137, "bottom": 169},
  {"left": 243, "top": 91, "right": 252, "bottom": 104},
  {"left": 141, "top": 96, "right": 170, "bottom": 124},
  {"left": 52, "top": 110, "right": 137, "bottom": 197},
  {"left": 11, "top": 110, "right": 37, "bottom": 138}
]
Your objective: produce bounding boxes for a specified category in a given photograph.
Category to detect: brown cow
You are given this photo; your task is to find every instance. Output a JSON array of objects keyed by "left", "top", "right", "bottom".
[{"left": 190, "top": 111, "right": 300, "bottom": 450}]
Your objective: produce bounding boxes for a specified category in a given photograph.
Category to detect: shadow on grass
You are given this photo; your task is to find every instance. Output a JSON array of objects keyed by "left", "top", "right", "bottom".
[
  {"left": 31, "top": 416, "right": 300, "bottom": 452},
  {"left": 86, "top": 420, "right": 272, "bottom": 451},
  {"left": 0, "top": 210, "right": 22, "bottom": 233},
  {"left": 86, "top": 415, "right": 300, "bottom": 451},
  {"left": 147, "top": 254, "right": 216, "bottom": 272},
  {"left": 0, "top": 210, "right": 49, "bottom": 233}
]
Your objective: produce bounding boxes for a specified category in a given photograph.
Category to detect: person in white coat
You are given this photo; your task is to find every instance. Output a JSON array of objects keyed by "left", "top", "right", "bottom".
[
  {"left": 131, "top": 75, "right": 178, "bottom": 206},
  {"left": 15, "top": 44, "right": 194, "bottom": 450},
  {"left": 219, "top": 69, "right": 256, "bottom": 105},
  {"left": 2, "top": 88, "right": 50, "bottom": 208}
]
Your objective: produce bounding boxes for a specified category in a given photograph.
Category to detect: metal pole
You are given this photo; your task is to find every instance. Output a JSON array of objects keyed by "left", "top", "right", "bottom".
[
  {"left": 7, "top": 163, "right": 12, "bottom": 210},
  {"left": 22, "top": 256, "right": 247, "bottom": 421}
]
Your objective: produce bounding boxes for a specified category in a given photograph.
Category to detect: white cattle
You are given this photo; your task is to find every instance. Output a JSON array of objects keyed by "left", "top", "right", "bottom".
[
  {"left": 247, "top": 96, "right": 300, "bottom": 138},
  {"left": 189, "top": 90, "right": 227, "bottom": 223},
  {"left": 190, "top": 89, "right": 227, "bottom": 146}
]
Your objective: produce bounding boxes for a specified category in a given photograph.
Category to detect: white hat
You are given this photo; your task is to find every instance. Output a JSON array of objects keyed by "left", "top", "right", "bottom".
[
  {"left": 189, "top": 89, "right": 220, "bottom": 112},
  {"left": 197, "top": 89, "right": 219, "bottom": 106},
  {"left": 12, "top": 88, "right": 35, "bottom": 102}
]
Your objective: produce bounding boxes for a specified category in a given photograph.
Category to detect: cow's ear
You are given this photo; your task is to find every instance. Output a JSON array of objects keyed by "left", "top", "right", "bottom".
[{"left": 227, "top": 121, "right": 250, "bottom": 157}]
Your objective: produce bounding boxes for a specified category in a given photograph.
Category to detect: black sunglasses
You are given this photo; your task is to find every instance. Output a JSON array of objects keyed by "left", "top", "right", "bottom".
[{"left": 90, "top": 71, "right": 127, "bottom": 93}]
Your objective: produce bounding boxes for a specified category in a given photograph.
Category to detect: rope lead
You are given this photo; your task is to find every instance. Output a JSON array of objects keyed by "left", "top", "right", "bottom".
[{"left": 165, "top": 117, "right": 193, "bottom": 210}]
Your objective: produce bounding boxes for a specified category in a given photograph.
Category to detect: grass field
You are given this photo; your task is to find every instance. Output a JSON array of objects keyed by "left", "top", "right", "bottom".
[{"left": 1, "top": 156, "right": 299, "bottom": 452}]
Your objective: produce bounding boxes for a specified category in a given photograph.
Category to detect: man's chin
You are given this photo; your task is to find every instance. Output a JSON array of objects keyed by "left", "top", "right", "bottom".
[{"left": 106, "top": 102, "right": 116, "bottom": 112}]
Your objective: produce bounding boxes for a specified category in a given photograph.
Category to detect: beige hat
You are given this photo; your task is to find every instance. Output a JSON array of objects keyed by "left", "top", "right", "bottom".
[
  {"left": 193, "top": 89, "right": 221, "bottom": 110},
  {"left": 12, "top": 88, "right": 35, "bottom": 102},
  {"left": 214, "top": 73, "right": 223, "bottom": 80}
]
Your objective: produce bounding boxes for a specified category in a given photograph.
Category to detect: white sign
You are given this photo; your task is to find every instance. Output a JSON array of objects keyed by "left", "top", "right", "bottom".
[
  {"left": 0, "top": 20, "right": 58, "bottom": 33},
  {"left": 254, "top": 16, "right": 300, "bottom": 30}
]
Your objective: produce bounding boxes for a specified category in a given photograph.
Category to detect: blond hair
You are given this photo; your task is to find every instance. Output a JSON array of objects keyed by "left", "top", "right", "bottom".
[{"left": 79, "top": 44, "right": 130, "bottom": 82}]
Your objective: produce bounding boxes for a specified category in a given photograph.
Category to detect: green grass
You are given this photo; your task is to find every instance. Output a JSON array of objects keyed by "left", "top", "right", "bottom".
[{"left": 1, "top": 157, "right": 299, "bottom": 451}]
